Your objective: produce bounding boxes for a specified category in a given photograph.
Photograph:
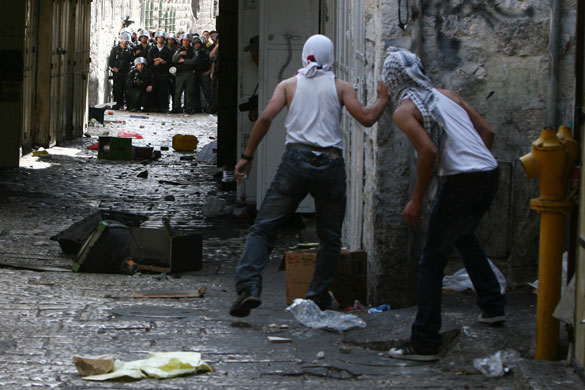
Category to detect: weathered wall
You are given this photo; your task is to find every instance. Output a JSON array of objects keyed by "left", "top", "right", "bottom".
[
  {"left": 89, "top": 1, "right": 141, "bottom": 106},
  {"left": 193, "top": 0, "right": 218, "bottom": 32},
  {"left": 361, "top": 0, "right": 577, "bottom": 307}
]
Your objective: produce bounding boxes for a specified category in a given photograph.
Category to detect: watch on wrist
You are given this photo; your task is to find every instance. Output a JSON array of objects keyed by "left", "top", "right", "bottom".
[{"left": 241, "top": 153, "right": 253, "bottom": 161}]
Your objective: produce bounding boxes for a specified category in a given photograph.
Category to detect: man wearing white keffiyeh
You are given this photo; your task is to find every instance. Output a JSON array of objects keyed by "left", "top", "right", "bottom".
[
  {"left": 383, "top": 47, "right": 505, "bottom": 362},
  {"left": 229, "top": 34, "right": 389, "bottom": 318}
]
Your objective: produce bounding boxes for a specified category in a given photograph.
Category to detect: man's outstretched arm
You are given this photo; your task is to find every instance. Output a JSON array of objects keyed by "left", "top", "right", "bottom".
[
  {"left": 234, "top": 81, "right": 288, "bottom": 183},
  {"left": 340, "top": 80, "right": 389, "bottom": 127}
]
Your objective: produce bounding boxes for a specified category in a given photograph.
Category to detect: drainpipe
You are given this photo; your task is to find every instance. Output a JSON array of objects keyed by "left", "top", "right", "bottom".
[{"left": 546, "top": 0, "right": 562, "bottom": 129}]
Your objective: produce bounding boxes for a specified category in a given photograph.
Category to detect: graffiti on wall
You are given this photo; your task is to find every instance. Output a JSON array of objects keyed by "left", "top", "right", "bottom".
[{"left": 421, "top": 0, "right": 534, "bottom": 70}]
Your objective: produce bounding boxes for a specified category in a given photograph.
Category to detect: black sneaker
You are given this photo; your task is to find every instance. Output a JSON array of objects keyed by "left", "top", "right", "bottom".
[
  {"left": 229, "top": 285, "right": 261, "bottom": 317},
  {"left": 388, "top": 342, "right": 439, "bottom": 362},
  {"left": 478, "top": 312, "right": 506, "bottom": 325}
]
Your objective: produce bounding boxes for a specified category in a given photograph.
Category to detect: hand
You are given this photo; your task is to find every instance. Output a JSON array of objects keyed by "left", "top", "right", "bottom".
[
  {"left": 178, "top": 57, "right": 185, "bottom": 63},
  {"left": 146, "top": 86, "right": 153, "bottom": 92},
  {"left": 112, "top": 67, "right": 119, "bottom": 73},
  {"left": 377, "top": 80, "right": 389, "bottom": 101},
  {"left": 234, "top": 158, "right": 252, "bottom": 184},
  {"left": 180, "top": 50, "right": 187, "bottom": 55},
  {"left": 210, "top": 72, "right": 215, "bottom": 80},
  {"left": 402, "top": 199, "right": 423, "bottom": 226}
]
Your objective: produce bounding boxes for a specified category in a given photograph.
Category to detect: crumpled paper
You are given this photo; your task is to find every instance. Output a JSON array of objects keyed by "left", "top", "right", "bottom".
[{"left": 82, "top": 351, "right": 213, "bottom": 381}]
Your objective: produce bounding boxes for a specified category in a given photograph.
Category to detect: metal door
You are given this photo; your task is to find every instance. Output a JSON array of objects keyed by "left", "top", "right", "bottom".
[
  {"left": 257, "top": 0, "right": 320, "bottom": 212},
  {"left": 574, "top": 1, "right": 585, "bottom": 368},
  {"left": 49, "top": 0, "right": 63, "bottom": 145},
  {"left": 72, "top": 0, "right": 90, "bottom": 138},
  {"left": 22, "top": 0, "right": 39, "bottom": 149}
]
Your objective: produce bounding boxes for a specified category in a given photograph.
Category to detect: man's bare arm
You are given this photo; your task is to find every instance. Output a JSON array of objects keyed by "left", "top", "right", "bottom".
[
  {"left": 393, "top": 101, "right": 437, "bottom": 225},
  {"left": 234, "top": 80, "right": 289, "bottom": 183},
  {"left": 339, "top": 80, "right": 389, "bottom": 127}
]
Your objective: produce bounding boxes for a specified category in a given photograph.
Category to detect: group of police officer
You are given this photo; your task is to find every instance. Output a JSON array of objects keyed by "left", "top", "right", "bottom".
[{"left": 108, "top": 28, "right": 218, "bottom": 114}]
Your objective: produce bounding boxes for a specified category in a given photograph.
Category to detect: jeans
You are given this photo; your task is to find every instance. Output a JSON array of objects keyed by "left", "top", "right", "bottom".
[
  {"left": 411, "top": 167, "right": 505, "bottom": 346},
  {"left": 235, "top": 146, "right": 346, "bottom": 307}
]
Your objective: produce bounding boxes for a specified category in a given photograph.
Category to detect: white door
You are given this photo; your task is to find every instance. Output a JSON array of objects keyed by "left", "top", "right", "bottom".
[
  {"left": 256, "top": 0, "right": 320, "bottom": 212},
  {"left": 335, "top": 0, "right": 366, "bottom": 250}
]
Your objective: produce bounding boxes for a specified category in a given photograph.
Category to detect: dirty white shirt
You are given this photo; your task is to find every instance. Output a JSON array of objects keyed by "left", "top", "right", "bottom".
[
  {"left": 284, "top": 72, "right": 342, "bottom": 150},
  {"left": 434, "top": 89, "right": 498, "bottom": 176}
]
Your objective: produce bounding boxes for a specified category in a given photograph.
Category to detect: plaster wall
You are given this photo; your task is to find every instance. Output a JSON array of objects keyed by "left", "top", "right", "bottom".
[{"left": 360, "top": 0, "right": 576, "bottom": 306}]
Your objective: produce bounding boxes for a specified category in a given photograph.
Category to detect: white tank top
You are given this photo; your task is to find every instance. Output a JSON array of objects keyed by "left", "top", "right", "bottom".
[
  {"left": 434, "top": 89, "right": 498, "bottom": 176},
  {"left": 284, "top": 73, "right": 343, "bottom": 149}
]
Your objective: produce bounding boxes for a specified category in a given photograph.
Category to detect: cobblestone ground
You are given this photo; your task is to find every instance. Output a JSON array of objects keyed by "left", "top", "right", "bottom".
[{"left": 0, "top": 110, "right": 562, "bottom": 389}]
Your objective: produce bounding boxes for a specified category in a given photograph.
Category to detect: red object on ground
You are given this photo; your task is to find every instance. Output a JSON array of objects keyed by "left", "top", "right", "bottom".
[
  {"left": 117, "top": 130, "right": 144, "bottom": 139},
  {"left": 87, "top": 142, "right": 99, "bottom": 150},
  {"left": 107, "top": 111, "right": 114, "bottom": 115}
]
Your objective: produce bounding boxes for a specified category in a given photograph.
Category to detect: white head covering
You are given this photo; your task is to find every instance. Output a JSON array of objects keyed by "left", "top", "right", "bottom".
[{"left": 297, "top": 34, "right": 334, "bottom": 78}]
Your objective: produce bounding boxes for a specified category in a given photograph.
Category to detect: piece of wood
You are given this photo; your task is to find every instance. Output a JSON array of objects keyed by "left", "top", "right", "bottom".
[
  {"left": 267, "top": 336, "right": 292, "bottom": 343},
  {"left": 132, "top": 287, "right": 207, "bottom": 299}
]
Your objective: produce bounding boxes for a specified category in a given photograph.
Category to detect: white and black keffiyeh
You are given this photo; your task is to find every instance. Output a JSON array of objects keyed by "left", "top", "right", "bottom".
[{"left": 382, "top": 47, "right": 446, "bottom": 159}]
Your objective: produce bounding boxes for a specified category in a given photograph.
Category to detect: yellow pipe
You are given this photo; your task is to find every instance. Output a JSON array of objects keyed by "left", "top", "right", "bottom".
[
  {"left": 520, "top": 127, "right": 577, "bottom": 361},
  {"left": 534, "top": 211, "right": 564, "bottom": 360}
]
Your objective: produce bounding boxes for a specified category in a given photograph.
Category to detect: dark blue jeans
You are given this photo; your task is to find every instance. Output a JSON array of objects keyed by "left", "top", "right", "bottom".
[
  {"left": 411, "top": 167, "right": 506, "bottom": 347},
  {"left": 235, "top": 146, "right": 346, "bottom": 307}
]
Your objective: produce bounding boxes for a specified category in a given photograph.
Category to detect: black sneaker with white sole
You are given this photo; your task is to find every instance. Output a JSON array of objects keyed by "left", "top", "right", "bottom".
[
  {"left": 229, "top": 285, "right": 262, "bottom": 317},
  {"left": 478, "top": 312, "right": 506, "bottom": 325},
  {"left": 388, "top": 342, "right": 439, "bottom": 362}
]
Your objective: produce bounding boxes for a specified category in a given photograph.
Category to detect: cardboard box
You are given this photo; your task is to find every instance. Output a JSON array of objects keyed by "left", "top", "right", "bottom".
[{"left": 285, "top": 249, "right": 367, "bottom": 307}]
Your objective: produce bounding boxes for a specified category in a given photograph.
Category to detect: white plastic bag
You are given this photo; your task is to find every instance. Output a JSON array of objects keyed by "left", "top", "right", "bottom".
[
  {"left": 286, "top": 299, "right": 366, "bottom": 332},
  {"left": 202, "top": 196, "right": 233, "bottom": 218},
  {"left": 443, "top": 258, "right": 506, "bottom": 295},
  {"left": 473, "top": 349, "right": 521, "bottom": 377},
  {"left": 196, "top": 140, "right": 217, "bottom": 163}
]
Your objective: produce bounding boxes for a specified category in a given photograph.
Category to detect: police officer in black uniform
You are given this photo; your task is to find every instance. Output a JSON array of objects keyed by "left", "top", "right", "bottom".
[
  {"left": 108, "top": 31, "right": 134, "bottom": 110},
  {"left": 134, "top": 30, "right": 152, "bottom": 60},
  {"left": 147, "top": 31, "right": 172, "bottom": 113},
  {"left": 166, "top": 34, "right": 180, "bottom": 111},
  {"left": 126, "top": 57, "right": 154, "bottom": 112},
  {"left": 191, "top": 36, "right": 211, "bottom": 114},
  {"left": 172, "top": 34, "right": 196, "bottom": 114}
]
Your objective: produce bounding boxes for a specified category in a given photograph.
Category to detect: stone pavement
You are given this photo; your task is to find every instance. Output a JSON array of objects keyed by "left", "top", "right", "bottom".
[{"left": 0, "top": 110, "right": 583, "bottom": 389}]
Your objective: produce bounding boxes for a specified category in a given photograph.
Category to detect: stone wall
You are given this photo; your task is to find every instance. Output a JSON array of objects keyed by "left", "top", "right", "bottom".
[
  {"left": 193, "top": 0, "right": 217, "bottom": 33},
  {"left": 361, "top": 0, "right": 576, "bottom": 307}
]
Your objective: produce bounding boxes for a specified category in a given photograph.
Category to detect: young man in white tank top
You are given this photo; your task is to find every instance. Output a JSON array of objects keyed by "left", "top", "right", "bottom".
[
  {"left": 229, "top": 35, "right": 389, "bottom": 317},
  {"left": 382, "top": 47, "right": 506, "bottom": 362}
]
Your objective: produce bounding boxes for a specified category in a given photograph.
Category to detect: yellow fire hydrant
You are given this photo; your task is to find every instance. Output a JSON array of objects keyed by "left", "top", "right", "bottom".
[{"left": 519, "top": 126, "right": 577, "bottom": 360}]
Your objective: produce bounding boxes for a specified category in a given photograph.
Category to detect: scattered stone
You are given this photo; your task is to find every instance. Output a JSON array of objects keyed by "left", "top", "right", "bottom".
[
  {"left": 137, "top": 170, "right": 148, "bottom": 179},
  {"left": 72, "top": 354, "right": 115, "bottom": 376},
  {"left": 164, "top": 195, "right": 175, "bottom": 201},
  {"left": 161, "top": 146, "right": 169, "bottom": 151},
  {"left": 339, "top": 346, "right": 352, "bottom": 354},
  {"left": 316, "top": 351, "right": 325, "bottom": 359}
]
